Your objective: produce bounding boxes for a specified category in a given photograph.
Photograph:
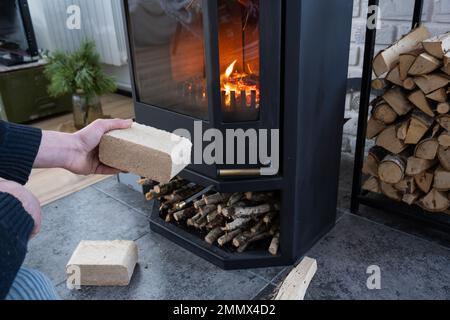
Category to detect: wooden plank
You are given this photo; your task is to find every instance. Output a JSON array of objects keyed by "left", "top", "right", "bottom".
[
  {"left": 275, "top": 257, "right": 317, "bottom": 300},
  {"left": 26, "top": 169, "right": 110, "bottom": 206}
]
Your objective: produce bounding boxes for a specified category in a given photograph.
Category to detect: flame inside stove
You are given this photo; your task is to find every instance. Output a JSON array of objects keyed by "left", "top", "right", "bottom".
[
  {"left": 226, "top": 59, "right": 238, "bottom": 78},
  {"left": 221, "top": 60, "right": 260, "bottom": 108}
]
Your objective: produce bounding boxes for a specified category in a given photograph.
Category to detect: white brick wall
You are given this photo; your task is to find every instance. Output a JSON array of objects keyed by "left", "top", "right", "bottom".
[{"left": 343, "top": 0, "right": 450, "bottom": 154}]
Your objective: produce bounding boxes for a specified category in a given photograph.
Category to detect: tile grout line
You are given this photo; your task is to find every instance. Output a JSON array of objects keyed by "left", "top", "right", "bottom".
[
  {"left": 133, "top": 232, "right": 150, "bottom": 242},
  {"left": 245, "top": 270, "right": 274, "bottom": 285},
  {"left": 92, "top": 186, "right": 150, "bottom": 218},
  {"left": 250, "top": 282, "right": 274, "bottom": 301},
  {"left": 339, "top": 209, "right": 450, "bottom": 253},
  {"left": 268, "top": 268, "right": 289, "bottom": 286},
  {"left": 335, "top": 209, "right": 347, "bottom": 224},
  {"left": 56, "top": 279, "right": 66, "bottom": 287}
]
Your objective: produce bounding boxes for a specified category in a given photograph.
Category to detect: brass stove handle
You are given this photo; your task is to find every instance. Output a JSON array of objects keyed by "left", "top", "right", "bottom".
[{"left": 217, "top": 169, "right": 263, "bottom": 177}]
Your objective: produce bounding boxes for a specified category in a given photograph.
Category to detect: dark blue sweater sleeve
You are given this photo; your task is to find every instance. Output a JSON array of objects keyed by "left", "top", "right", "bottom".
[
  {"left": 0, "top": 120, "right": 42, "bottom": 185},
  {"left": 0, "top": 193, "right": 35, "bottom": 299},
  {"left": 0, "top": 121, "right": 41, "bottom": 299}
]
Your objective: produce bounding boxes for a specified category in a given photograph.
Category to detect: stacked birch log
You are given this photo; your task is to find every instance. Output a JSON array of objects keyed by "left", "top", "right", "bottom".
[
  {"left": 363, "top": 25, "right": 450, "bottom": 213},
  {"left": 143, "top": 177, "right": 281, "bottom": 254}
]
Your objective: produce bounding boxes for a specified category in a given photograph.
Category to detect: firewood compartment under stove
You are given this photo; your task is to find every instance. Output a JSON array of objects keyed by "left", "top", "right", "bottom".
[{"left": 122, "top": 0, "right": 353, "bottom": 269}]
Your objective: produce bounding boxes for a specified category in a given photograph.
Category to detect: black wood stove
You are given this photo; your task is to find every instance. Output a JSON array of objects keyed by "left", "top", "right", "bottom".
[{"left": 123, "top": 0, "right": 353, "bottom": 269}]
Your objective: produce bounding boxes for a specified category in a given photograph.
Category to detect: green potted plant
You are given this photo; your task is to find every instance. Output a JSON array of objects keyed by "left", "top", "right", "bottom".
[{"left": 44, "top": 40, "right": 117, "bottom": 129}]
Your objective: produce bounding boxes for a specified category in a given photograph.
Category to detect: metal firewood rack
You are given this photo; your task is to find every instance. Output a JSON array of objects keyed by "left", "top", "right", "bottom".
[{"left": 351, "top": 0, "right": 450, "bottom": 233}]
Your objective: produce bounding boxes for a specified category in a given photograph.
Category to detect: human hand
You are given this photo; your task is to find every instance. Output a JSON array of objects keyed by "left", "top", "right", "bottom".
[
  {"left": 34, "top": 119, "right": 133, "bottom": 175},
  {"left": 0, "top": 180, "right": 41, "bottom": 238},
  {"left": 67, "top": 119, "right": 133, "bottom": 175}
]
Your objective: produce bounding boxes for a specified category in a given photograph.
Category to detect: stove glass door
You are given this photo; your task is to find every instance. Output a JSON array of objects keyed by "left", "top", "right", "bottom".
[
  {"left": 218, "top": 0, "right": 260, "bottom": 122},
  {"left": 128, "top": 0, "right": 208, "bottom": 120}
]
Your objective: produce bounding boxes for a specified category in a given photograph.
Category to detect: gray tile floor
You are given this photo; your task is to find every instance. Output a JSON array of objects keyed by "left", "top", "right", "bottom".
[{"left": 23, "top": 154, "right": 450, "bottom": 300}]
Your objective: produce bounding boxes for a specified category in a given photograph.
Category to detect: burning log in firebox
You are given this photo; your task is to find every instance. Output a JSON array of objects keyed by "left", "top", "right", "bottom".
[
  {"left": 145, "top": 177, "right": 281, "bottom": 255},
  {"left": 221, "top": 59, "right": 260, "bottom": 110}
]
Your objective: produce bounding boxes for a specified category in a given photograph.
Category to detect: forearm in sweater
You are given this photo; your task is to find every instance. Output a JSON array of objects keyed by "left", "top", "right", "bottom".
[
  {"left": 0, "top": 121, "right": 42, "bottom": 185},
  {"left": 0, "top": 192, "right": 35, "bottom": 299},
  {"left": 0, "top": 121, "right": 41, "bottom": 299}
]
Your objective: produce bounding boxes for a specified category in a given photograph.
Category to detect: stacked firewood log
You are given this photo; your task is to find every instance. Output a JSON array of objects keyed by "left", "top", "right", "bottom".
[
  {"left": 142, "top": 177, "right": 281, "bottom": 255},
  {"left": 363, "top": 25, "right": 450, "bottom": 213}
]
